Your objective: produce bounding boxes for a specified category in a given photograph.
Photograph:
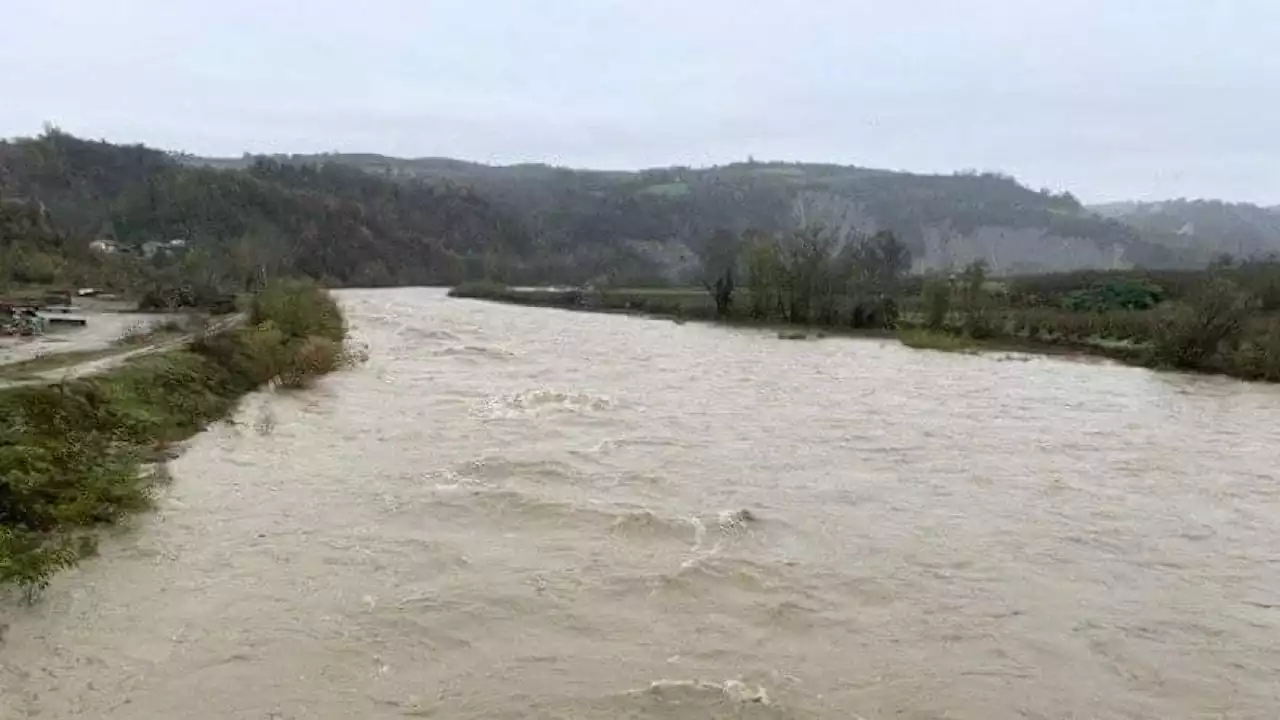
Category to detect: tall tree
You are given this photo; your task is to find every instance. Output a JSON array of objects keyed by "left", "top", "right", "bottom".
[{"left": 698, "top": 229, "right": 741, "bottom": 316}]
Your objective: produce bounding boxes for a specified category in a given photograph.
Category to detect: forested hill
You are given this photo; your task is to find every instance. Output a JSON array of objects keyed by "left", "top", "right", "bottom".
[
  {"left": 0, "top": 130, "right": 536, "bottom": 290},
  {"left": 192, "top": 152, "right": 1195, "bottom": 277},
  {"left": 2, "top": 129, "right": 1234, "bottom": 296},
  {"left": 1092, "top": 200, "right": 1280, "bottom": 262}
]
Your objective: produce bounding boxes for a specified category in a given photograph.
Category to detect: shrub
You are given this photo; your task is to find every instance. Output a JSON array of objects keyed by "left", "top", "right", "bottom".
[
  {"left": 249, "top": 279, "right": 345, "bottom": 343},
  {"left": 1151, "top": 277, "right": 1253, "bottom": 369},
  {"left": 279, "top": 336, "right": 342, "bottom": 389},
  {"left": 237, "top": 322, "right": 290, "bottom": 385},
  {"left": 1063, "top": 280, "right": 1165, "bottom": 312},
  {"left": 1233, "top": 261, "right": 1280, "bottom": 311},
  {"left": 920, "top": 276, "right": 951, "bottom": 331},
  {"left": 0, "top": 529, "right": 80, "bottom": 604},
  {"left": 897, "top": 328, "right": 978, "bottom": 353},
  {"left": 447, "top": 279, "right": 509, "bottom": 299},
  {"left": 1229, "top": 319, "right": 1280, "bottom": 381},
  {"left": 958, "top": 261, "right": 995, "bottom": 339}
]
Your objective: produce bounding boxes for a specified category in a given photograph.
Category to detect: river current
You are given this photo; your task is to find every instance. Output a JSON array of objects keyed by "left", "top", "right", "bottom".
[{"left": 3, "top": 287, "right": 1279, "bottom": 719}]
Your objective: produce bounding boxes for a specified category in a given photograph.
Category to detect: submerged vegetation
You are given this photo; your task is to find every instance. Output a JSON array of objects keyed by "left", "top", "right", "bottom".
[{"left": 0, "top": 280, "right": 353, "bottom": 601}]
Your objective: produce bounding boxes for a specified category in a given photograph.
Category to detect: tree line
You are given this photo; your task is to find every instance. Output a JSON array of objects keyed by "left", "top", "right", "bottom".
[{"left": 693, "top": 225, "right": 913, "bottom": 328}]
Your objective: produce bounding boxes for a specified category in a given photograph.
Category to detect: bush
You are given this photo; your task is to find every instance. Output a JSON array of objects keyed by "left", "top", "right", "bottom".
[
  {"left": 1062, "top": 280, "right": 1164, "bottom": 312},
  {"left": 897, "top": 328, "right": 979, "bottom": 353},
  {"left": 249, "top": 279, "right": 345, "bottom": 343},
  {"left": 279, "top": 336, "right": 342, "bottom": 388},
  {"left": 1151, "top": 277, "right": 1253, "bottom": 370},
  {"left": 957, "top": 261, "right": 996, "bottom": 339},
  {"left": 1228, "top": 319, "right": 1280, "bottom": 381},
  {"left": 920, "top": 276, "right": 951, "bottom": 331},
  {"left": 138, "top": 284, "right": 234, "bottom": 313},
  {"left": 1238, "top": 261, "right": 1280, "bottom": 311},
  {"left": 448, "top": 279, "right": 510, "bottom": 299},
  {"left": 0, "top": 529, "right": 80, "bottom": 604}
]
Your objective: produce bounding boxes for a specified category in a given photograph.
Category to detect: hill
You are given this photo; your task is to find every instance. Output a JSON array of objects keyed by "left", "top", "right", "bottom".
[
  {"left": 1092, "top": 199, "right": 1280, "bottom": 263},
  {"left": 193, "top": 153, "right": 1193, "bottom": 278},
  {"left": 1, "top": 129, "right": 536, "bottom": 292},
  {"left": 4, "top": 129, "right": 1233, "bottom": 295}
]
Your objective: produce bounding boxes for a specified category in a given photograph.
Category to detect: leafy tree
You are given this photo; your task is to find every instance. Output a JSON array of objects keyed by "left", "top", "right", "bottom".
[
  {"left": 844, "top": 230, "right": 910, "bottom": 328},
  {"left": 776, "top": 226, "right": 839, "bottom": 324},
  {"left": 921, "top": 275, "right": 952, "bottom": 331},
  {"left": 744, "top": 230, "right": 783, "bottom": 319},
  {"left": 697, "top": 229, "right": 741, "bottom": 316},
  {"left": 958, "top": 260, "right": 993, "bottom": 338},
  {"left": 1153, "top": 276, "right": 1253, "bottom": 369}
]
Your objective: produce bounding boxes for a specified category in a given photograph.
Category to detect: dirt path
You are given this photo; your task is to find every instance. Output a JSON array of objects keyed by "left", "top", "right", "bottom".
[{"left": 0, "top": 314, "right": 243, "bottom": 389}]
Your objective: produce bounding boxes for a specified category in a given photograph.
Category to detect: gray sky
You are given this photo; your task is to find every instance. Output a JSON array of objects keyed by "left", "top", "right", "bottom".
[{"left": 3, "top": 0, "right": 1278, "bottom": 203}]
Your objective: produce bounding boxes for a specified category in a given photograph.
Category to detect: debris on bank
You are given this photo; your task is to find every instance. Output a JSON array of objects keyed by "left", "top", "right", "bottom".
[
  {"left": 1, "top": 304, "right": 45, "bottom": 336},
  {"left": 2, "top": 293, "right": 90, "bottom": 336}
]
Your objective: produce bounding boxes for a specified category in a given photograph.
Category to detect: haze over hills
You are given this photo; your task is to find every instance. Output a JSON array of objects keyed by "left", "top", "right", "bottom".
[
  {"left": 1091, "top": 199, "right": 1280, "bottom": 262},
  {"left": 188, "top": 151, "right": 1230, "bottom": 279}
]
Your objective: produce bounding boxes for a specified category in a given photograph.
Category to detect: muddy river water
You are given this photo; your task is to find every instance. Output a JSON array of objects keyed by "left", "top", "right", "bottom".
[{"left": 3, "top": 288, "right": 1279, "bottom": 719}]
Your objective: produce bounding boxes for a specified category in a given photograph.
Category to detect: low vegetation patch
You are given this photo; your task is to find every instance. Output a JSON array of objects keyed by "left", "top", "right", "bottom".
[
  {"left": 0, "top": 280, "right": 354, "bottom": 602},
  {"left": 115, "top": 316, "right": 193, "bottom": 346},
  {"left": 896, "top": 328, "right": 980, "bottom": 353},
  {"left": 0, "top": 347, "right": 125, "bottom": 382}
]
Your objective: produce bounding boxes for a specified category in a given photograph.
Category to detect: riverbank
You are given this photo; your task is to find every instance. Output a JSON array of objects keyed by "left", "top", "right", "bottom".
[
  {"left": 447, "top": 282, "right": 1279, "bottom": 382},
  {"left": 0, "top": 280, "right": 353, "bottom": 601}
]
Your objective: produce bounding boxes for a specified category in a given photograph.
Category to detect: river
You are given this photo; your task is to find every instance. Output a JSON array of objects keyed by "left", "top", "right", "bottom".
[{"left": 3, "top": 287, "right": 1279, "bottom": 719}]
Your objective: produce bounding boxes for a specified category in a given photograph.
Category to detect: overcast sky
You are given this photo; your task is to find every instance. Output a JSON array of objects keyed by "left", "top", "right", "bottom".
[{"left": 2, "top": 1, "right": 1277, "bottom": 203}]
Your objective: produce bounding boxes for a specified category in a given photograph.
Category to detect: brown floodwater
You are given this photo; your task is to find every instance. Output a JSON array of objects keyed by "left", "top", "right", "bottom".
[{"left": 3, "top": 287, "right": 1279, "bottom": 719}]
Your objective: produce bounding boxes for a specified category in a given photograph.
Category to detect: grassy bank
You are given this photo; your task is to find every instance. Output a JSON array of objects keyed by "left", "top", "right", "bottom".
[
  {"left": 449, "top": 272, "right": 1280, "bottom": 382},
  {"left": 0, "top": 280, "right": 352, "bottom": 602},
  {"left": 449, "top": 281, "right": 718, "bottom": 318},
  {"left": 895, "top": 328, "right": 981, "bottom": 353}
]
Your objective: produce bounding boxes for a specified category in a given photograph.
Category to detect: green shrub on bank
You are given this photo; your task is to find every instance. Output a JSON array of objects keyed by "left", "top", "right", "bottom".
[
  {"left": 0, "top": 529, "right": 79, "bottom": 604},
  {"left": 896, "top": 328, "right": 979, "bottom": 353},
  {"left": 920, "top": 276, "right": 951, "bottom": 331},
  {"left": 448, "top": 279, "right": 510, "bottom": 299},
  {"left": 250, "top": 279, "right": 346, "bottom": 343},
  {"left": 1062, "top": 280, "right": 1164, "bottom": 312},
  {"left": 1231, "top": 319, "right": 1280, "bottom": 381},
  {"left": 1, "top": 281, "right": 352, "bottom": 602},
  {"left": 1150, "top": 277, "right": 1252, "bottom": 371},
  {"left": 279, "top": 335, "right": 344, "bottom": 388}
]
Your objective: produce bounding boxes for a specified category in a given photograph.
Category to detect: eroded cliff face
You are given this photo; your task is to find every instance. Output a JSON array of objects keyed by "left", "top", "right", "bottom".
[
  {"left": 792, "top": 190, "right": 1129, "bottom": 274},
  {"left": 789, "top": 191, "right": 879, "bottom": 242},
  {"left": 914, "top": 225, "right": 1127, "bottom": 273}
]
